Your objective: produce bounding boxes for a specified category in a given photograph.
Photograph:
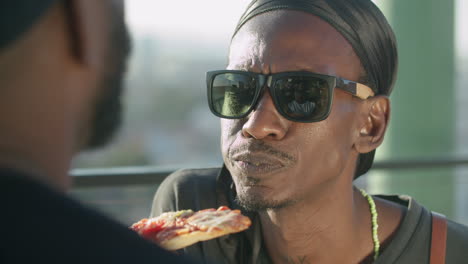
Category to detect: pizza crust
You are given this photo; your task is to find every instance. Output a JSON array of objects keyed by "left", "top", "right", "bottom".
[{"left": 159, "top": 229, "right": 225, "bottom": 250}]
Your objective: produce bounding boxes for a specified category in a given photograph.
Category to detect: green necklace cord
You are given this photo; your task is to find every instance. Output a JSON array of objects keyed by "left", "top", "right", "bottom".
[{"left": 359, "top": 188, "right": 380, "bottom": 261}]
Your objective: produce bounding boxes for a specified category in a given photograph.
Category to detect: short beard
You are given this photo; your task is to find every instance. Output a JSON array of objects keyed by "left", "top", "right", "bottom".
[
  {"left": 85, "top": 4, "right": 131, "bottom": 150},
  {"left": 234, "top": 186, "right": 297, "bottom": 212}
]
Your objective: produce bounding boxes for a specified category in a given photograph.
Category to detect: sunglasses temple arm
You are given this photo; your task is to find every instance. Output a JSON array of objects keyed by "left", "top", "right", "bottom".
[{"left": 337, "top": 78, "right": 374, "bottom": 99}]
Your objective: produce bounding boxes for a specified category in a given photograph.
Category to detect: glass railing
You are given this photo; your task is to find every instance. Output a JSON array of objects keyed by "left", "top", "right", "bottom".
[{"left": 70, "top": 157, "right": 468, "bottom": 227}]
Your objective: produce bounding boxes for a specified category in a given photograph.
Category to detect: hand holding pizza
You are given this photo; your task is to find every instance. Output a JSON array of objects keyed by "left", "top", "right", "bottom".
[{"left": 130, "top": 206, "right": 251, "bottom": 250}]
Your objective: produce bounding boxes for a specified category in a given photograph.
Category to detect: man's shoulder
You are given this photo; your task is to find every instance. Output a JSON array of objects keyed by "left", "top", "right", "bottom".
[
  {"left": 447, "top": 218, "right": 468, "bottom": 239},
  {"left": 165, "top": 167, "right": 221, "bottom": 184},
  {"left": 364, "top": 194, "right": 468, "bottom": 262},
  {"left": 0, "top": 168, "right": 197, "bottom": 263},
  {"left": 151, "top": 167, "right": 223, "bottom": 215},
  {"left": 447, "top": 219, "right": 468, "bottom": 260},
  {"left": 160, "top": 167, "right": 221, "bottom": 193}
]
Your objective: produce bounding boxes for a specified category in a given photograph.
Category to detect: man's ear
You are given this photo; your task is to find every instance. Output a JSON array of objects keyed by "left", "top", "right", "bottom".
[
  {"left": 62, "top": 0, "right": 107, "bottom": 69},
  {"left": 355, "top": 95, "right": 390, "bottom": 154}
]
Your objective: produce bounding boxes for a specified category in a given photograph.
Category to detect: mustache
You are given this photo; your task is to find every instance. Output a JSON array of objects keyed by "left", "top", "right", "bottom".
[{"left": 230, "top": 140, "right": 296, "bottom": 163}]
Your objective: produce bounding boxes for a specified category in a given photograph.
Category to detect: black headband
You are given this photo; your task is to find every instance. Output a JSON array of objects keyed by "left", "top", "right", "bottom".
[{"left": 0, "top": 0, "right": 57, "bottom": 50}]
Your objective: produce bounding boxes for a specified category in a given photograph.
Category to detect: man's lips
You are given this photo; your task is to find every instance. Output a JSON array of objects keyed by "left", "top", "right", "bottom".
[
  {"left": 228, "top": 141, "right": 296, "bottom": 176},
  {"left": 232, "top": 153, "right": 287, "bottom": 175}
]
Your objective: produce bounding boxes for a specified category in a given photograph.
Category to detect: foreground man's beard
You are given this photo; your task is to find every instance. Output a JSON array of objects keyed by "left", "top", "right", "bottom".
[{"left": 86, "top": 6, "right": 131, "bottom": 150}]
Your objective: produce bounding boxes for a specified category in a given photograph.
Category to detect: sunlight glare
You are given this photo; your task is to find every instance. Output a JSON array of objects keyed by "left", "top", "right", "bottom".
[{"left": 126, "top": 0, "right": 251, "bottom": 40}]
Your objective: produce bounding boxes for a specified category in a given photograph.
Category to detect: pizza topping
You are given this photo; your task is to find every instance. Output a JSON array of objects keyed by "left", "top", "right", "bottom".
[
  {"left": 140, "top": 220, "right": 164, "bottom": 237},
  {"left": 188, "top": 208, "right": 242, "bottom": 231},
  {"left": 132, "top": 209, "right": 196, "bottom": 237}
]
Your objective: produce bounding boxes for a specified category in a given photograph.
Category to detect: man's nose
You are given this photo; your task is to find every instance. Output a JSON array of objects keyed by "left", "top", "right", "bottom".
[{"left": 241, "top": 90, "right": 290, "bottom": 140}]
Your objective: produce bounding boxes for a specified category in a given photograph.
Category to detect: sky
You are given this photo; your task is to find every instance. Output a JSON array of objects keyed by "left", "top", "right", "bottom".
[
  {"left": 126, "top": 0, "right": 467, "bottom": 58},
  {"left": 126, "top": 0, "right": 251, "bottom": 43}
]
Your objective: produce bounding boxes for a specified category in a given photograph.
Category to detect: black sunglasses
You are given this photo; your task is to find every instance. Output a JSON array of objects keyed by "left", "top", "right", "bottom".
[{"left": 206, "top": 70, "right": 374, "bottom": 123}]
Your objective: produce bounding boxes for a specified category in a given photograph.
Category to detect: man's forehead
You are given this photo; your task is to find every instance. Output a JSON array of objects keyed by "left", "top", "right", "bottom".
[
  {"left": 236, "top": 10, "right": 353, "bottom": 50},
  {"left": 228, "top": 31, "right": 267, "bottom": 71},
  {"left": 228, "top": 10, "right": 362, "bottom": 79}
]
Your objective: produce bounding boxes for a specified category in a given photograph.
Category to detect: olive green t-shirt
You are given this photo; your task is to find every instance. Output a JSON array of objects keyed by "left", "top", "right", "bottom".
[{"left": 151, "top": 167, "right": 468, "bottom": 264}]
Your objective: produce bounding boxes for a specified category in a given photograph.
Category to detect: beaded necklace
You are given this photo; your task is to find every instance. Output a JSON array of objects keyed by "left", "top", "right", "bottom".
[{"left": 359, "top": 188, "right": 380, "bottom": 261}]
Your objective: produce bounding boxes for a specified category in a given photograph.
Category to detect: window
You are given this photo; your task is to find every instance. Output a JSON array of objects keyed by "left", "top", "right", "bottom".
[{"left": 73, "top": 0, "right": 251, "bottom": 169}]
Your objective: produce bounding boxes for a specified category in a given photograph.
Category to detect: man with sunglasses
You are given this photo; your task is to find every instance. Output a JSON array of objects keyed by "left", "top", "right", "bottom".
[{"left": 152, "top": 0, "right": 468, "bottom": 263}]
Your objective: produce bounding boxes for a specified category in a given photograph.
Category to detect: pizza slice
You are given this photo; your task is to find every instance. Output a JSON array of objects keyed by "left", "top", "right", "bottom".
[{"left": 130, "top": 206, "right": 251, "bottom": 250}]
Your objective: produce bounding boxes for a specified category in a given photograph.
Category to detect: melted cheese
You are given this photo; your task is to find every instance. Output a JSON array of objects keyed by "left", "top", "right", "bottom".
[
  {"left": 188, "top": 210, "right": 235, "bottom": 231},
  {"left": 156, "top": 209, "right": 194, "bottom": 224}
]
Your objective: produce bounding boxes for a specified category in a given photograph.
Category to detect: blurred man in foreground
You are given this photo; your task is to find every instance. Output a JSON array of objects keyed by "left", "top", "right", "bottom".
[
  {"left": 152, "top": 0, "right": 468, "bottom": 263},
  {"left": 0, "top": 1, "right": 196, "bottom": 263}
]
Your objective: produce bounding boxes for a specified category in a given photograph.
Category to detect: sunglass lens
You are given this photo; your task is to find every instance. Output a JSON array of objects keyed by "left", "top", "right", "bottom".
[
  {"left": 211, "top": 73, "right": 257, "bottom": 118},
  {"left": 274, "top": 76, "right": 330, "bottom": 121}
]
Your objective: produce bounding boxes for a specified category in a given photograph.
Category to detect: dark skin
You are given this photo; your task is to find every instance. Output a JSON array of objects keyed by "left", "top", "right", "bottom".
[
  {"left": 221, "top": 11, "right": 405, "bottom": 263},
  {"left": 0, "top": 0, "right": 126, "bottom": 191}
]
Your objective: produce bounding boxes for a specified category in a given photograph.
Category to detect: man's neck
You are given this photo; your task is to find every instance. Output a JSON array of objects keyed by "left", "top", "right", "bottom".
[
  {"left": 0, "top": 145, "right": 72, "bottom": 192},
  {"left": 259, "top": 186, "right": 376, "bottom": 264}
]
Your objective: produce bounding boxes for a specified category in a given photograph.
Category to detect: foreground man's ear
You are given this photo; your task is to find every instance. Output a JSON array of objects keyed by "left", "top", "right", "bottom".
[
  {"left": 62, "top": 0, "right": 108, "bottom": 69},
  {"left": 355, "top": 95, "right": 390, "bottom": 154}
]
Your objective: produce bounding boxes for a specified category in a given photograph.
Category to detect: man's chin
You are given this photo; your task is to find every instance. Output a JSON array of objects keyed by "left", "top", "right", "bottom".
[
  {"left": 84, "top": 85, "right": 123, "bottom": 150},
  {"left": 235, "top": 189, "right": 295, "bottom": 212},
  {"left": 85, "top": 111, "right": 122, "bottom": 150},
  {"left": 84, "top": 129, "right": 119, "bottom": 151}
]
